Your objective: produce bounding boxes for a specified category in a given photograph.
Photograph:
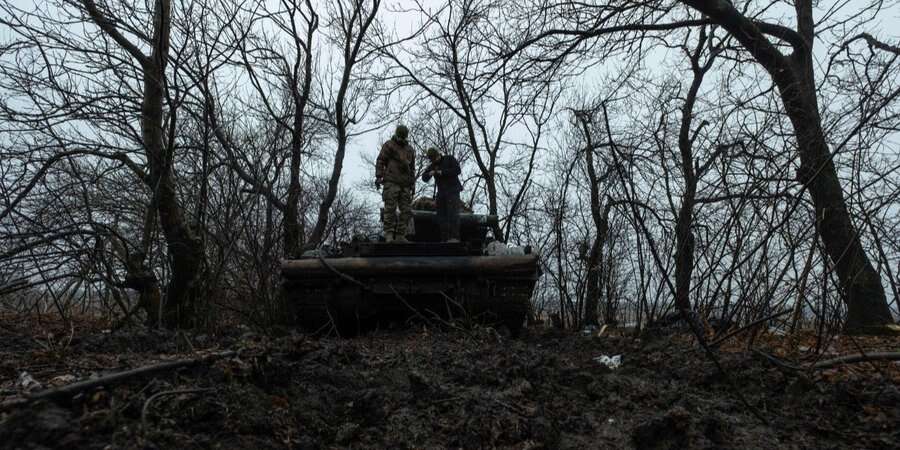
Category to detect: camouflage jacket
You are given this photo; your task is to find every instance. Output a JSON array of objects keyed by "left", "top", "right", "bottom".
[{"left": 376, "top": 138, "right": 415, "bottom": 186}]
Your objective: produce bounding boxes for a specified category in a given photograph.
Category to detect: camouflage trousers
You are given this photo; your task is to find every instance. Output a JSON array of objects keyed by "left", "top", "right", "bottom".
[{"left": 382, "top": 182, "right": 413, "bottom": 236}]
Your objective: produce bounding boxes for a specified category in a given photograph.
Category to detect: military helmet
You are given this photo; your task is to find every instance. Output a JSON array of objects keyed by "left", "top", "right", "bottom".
[
  {"left": 425, "top": 147, "right": 440, "bottom": 160},
  {"left": 394, "top": 124, "right": 409, "bottom": 141}
]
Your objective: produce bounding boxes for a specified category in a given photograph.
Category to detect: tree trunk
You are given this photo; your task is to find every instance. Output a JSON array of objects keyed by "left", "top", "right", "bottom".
[
  {"left": 787, "top": 98, "right": 892, "bottom": 330},
  {"left": 673, "top": 29, "right": 710, "bottom": 314},
  {"left": 284, "top": 116, "right": 304, "bottom": 256},
  {"left": 284, "top": 16, "right": 316, "bottom": 256},
  {"left": 673, "top": 198, "right": 695, "bottom": 313},
  {"left": 781, "top": 5, "right": 892, "bottom": 331},
  {"left": 81, "top": 0, "right": 204, "bottom": 328},
  {"left": 305, "top": 0, "right": 377, "bottom": 248},
  {"left": 142, "top": 0, "right": 203, "bottom": 328},
  {"left": 574, "top": 112, "right": 605, "bottom": 327}
]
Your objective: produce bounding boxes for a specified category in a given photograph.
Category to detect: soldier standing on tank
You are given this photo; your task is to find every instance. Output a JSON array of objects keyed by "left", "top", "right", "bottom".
[
  {"left": 375, "top": 125, "right": 415, "bottom": 243},
  {"left": 422, "top": 147, "right": 462, "bottom": 242}
]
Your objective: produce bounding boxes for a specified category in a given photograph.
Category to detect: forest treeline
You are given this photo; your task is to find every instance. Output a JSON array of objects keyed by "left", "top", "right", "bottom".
[{"left": 1, "top": 0, "right": 898, "bottom": 333}]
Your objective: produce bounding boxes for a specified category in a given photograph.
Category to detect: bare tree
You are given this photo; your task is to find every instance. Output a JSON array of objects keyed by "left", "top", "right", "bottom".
[
  {"left": 681, "top": 0, "right": 893, "bottom": 331},
  {"left": 373, "top": 0, "right": 552, "bottom": 240},
  {"left": 506, "top": 0, "right": 898, "bottom": 331},
  {"left": 305, "top": 0, "right": 380, "bottom": 248},
  {"left": 0, "top": 0, "right": 209, "bottom": 327},
  {"left": 74, "top": 0, "right": 204, "bottom": 327},
  {"left": 205, "top": 0, "right": 379, "bottom": 253},
  {"left": 672, "top": 27, "right": 717, "bottom": 315},
  {"left": 571, "top": 110, "right": 611, "bottom": 327}
]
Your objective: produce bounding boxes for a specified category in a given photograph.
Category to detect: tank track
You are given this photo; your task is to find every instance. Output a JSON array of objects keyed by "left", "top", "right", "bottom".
[
  {"left": 282, "top": 280, "right": 334, "bottom": 334},
  {"left": 283, "top": 275, "right": 537, "bottom": 337},
  {"left": 466, "top": 278, "right": 534, "bottom": 335}
]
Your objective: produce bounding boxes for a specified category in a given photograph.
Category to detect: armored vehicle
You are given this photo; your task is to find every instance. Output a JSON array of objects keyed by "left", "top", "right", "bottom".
[{"left": 281, "top": 209, "right": 539, "bottom": 335}]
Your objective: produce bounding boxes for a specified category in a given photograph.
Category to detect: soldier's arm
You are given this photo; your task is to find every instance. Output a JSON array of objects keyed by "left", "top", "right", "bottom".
[
  {"left": 421, "top": 158, "right": 438, "bottom": 182},
  {"left": 375, "top": 143, "right": 390, "bottom": 179}
]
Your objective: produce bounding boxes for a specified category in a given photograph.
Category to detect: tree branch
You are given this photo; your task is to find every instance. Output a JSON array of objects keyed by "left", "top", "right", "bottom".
[
  {"left": 79, "top": 0, "right": 151, "bottom": 67},
  {"left": 846, "top": 32, "right": 900, "bottom": 55}
]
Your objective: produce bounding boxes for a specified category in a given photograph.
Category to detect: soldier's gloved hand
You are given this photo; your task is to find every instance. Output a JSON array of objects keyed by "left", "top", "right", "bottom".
[{"left": 375, "top": 177, "right": 383, "bottom": 190}]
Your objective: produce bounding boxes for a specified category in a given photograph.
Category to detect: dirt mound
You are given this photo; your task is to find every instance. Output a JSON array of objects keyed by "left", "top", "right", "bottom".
[{"left": 1, "top": 322, "right": 899, "bottom": 449}]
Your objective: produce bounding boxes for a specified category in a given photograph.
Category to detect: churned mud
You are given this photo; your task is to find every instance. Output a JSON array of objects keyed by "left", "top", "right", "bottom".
[{"left": 1, "top": 315, "right": 898, "bottom": 449}]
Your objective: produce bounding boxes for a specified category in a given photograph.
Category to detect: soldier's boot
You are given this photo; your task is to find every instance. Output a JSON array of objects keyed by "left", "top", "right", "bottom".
[
  {"left": 384, "top": 232, "right": 395, "bottom": 243},
  {"left": 394, "top": 234, "right": 409, "bottom": 243}
]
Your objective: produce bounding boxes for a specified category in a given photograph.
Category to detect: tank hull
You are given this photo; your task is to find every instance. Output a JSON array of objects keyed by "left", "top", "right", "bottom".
[{"left": 281, "top": 254, "right": 539, "bottom": 335}]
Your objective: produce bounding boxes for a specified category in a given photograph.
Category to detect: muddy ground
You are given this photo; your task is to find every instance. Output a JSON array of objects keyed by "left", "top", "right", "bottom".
[{"left": 1, "top": 316, "right": 898, "bottom": 449}]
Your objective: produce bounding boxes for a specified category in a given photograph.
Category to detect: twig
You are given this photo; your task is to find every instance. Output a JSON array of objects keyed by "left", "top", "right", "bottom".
[
  {"left": 114, "top": 381, "right": 156, "bottom": 416},
  {"left": 317, "top": 253, "right": 367, "bottom": 289},
  {"left": 755, "top": 349, "right": 900, "bottom": 372},
  {"left": 843, "top": 334, "right": 888, "bottom": 380},
  {"left": 141, "top": 388, "right": 212, "bottom": 433},
  {"left": 110, "top": 303, "right": 143, "bottom": 333},
  {"left": 812, "top": 352, "right": 900, "bottom": 370},
  {"left": 435, "top": 290, "right": 478, "bottom": 336},
  {"left": 678, "top": 309, "right": 771, "bottom": 425},
  {"left": 710, "top": 310, "right": 791, "bottom": 347},
  {"left": 324, "top": 301, "right": 341, "bottom": 338},
  {"left": 390, "top": 285, "right": 473, "bottom": 337},
  {"left": 753, "top": 349, "right": 803, "bottom": 373},
  {"left": 390, "top": 284, "right": 437, "bottom": 325},
  {"left": 491, "top": 397, "right": 531, "bottom": 418},
  {"left": 0, "top": 351, "right": 235, "bottom": 411},
  {"left": 176, "top": 330, "right": 197, "bottom": 353},
  {"left": 316, "top": 252, "right": 363, "bottom": 337}
]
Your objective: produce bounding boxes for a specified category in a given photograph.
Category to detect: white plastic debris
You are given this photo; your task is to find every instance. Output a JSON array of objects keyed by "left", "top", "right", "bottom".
[
  {"left": 593, "top": 354, "right": 622, "bottom": 370},
  {"left": 17, "top": 371, "right": 43, "bottom": 393}
]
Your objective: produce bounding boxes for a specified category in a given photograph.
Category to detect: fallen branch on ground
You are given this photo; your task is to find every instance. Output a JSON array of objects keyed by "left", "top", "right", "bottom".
[
  {"left": 754, "top": 350, "right": 900, "bottom": 373},
  {"left": 812, "top": 352, "right": 900, "bottom": 370},
  {"left": 0, "top": 350, "right": 235, "bottom": 411},
  {"left": 141, "top": 388, "right": 213, "bottom": 433}
]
